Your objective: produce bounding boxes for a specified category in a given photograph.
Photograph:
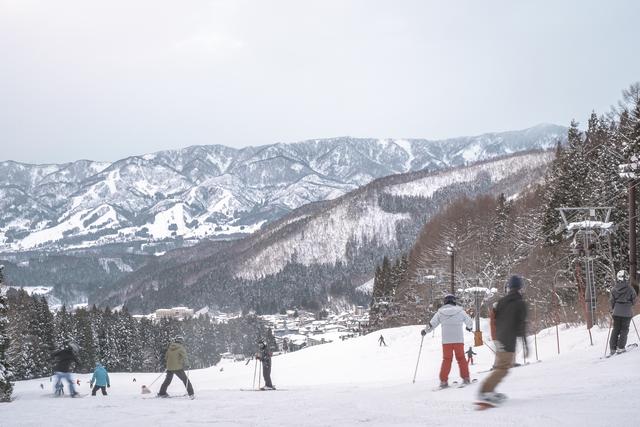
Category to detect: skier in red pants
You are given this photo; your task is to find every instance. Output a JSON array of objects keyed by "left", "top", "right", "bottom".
[{"left": 422, "top": 294, "right": 473, "bottom": 388}]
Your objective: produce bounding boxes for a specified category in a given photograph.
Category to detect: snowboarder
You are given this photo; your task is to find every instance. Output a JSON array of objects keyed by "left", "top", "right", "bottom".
[
  {"left": 157, "top": 336, "right": 195, "bottom": 399},
  {"left": 256, "top": 340, "right": 275, "bottom": 390},
  {"left": 378, "top": 335, "right": 387, "bottom": 347},
  {"left": 477, "top": 275, "right": 528, "bottom": 406},
  {"left": 89, "top": 362, "right": 110, "bottom": 396},
  {"left": 52, "top": 341, "right": 80, "bottom": 397},
  {"left": 466, "top": 346, "right": 477, "bottom": 365},
  {"left": 421, "top": 294, "right": 473, "bottom": 388},
  {"left": 609, "top": 270, "right": 637, "bottom": 355}
]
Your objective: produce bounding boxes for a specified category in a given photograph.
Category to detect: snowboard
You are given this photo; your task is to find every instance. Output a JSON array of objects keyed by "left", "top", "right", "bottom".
[
  {"left": 473, "top": 393, "right": 507, "bottom": 410},
  {"left": 473, "top": 400, "right": 499, "bottom": 410}
]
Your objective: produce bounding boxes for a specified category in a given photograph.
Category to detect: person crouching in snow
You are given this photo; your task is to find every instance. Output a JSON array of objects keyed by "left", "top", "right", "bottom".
[
  {"left": 477, "top": 275, "right": 528, "bottom": 405},
  {"left": 421, "top": 294, "right": 473, "bottom": 388},
  {"left": 90, "top": 362, "right": 110, "bottom": 396}
]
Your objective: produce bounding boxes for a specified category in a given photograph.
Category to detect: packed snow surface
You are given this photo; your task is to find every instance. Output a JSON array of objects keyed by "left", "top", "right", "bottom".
[{"left": 6, "top": 316, "right": 640, "bottom": 426}]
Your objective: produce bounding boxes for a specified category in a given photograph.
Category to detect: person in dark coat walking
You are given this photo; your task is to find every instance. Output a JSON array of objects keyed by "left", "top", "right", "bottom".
[
  {"left": 609, "top": 270, "right": 637, "bottom": 355},
  {"left": 477, "top": 275, "right": 528, "bottom": 405},
  {"left": 256, "top": 340, "right": 275, "bottom": 390},
  {"left": 157, "top": 336, "right": 195, "bottom": 399},
  {"left": 52, "top": 341, "right": 80, "bottom": 397},
  {"left": 378, "top": 335, "right": 387, "bottom": 347},
  {"left": 466, "top": 346, "right": 477, "bottom": 365}
]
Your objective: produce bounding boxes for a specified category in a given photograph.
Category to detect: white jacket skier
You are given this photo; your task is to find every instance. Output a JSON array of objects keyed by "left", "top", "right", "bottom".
[{"left": 426, "top": 303, "right": 473, "bottom": 344}]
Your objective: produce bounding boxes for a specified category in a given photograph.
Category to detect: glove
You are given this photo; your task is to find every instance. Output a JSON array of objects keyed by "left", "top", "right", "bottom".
[
  {"left": 420, "top": 329, "right": 427, "bottom": 336},
  {"left": 89, "top": 383, "right": 93, "bottom": 388},
  {"left": 107, "top": 384, "right": 110, "bottom": 388},
  {"left": 466, "top": 327, "right": 473, "bottom": 332}
]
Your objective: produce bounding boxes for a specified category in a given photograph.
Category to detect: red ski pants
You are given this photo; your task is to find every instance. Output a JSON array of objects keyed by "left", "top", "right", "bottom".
[{"left": 439, "top": 343, "right": 470, "bottom": 382}]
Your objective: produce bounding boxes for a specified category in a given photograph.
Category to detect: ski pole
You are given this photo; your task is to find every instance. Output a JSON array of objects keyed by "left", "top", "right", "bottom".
[
  {"left": 259, "top": 361, "right": 262, "bottom": 389},
  {"left": 148, "top": 372, "right": 164, "bottom": 388},
  {"left": 252, "top": 359, "right": 258, "bottom": 389},
  {"left": 412, "top": 335, "right": 425, "bottom": 384},
  {"left": 632, "top": 318, "right": 640, "bottom": 342},
  {"left": 185, "top": 369, "right": 191, "bottom": 395},
  {"left": 604, "top": 317, "right": 612, "bottom": 358}
]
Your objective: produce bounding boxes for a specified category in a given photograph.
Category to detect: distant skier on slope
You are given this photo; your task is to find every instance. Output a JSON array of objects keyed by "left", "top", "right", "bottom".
[
  {"left": 256, "top": 340, "right": 275, "bottom": 390},
  {"left": 466, "top": 346, "right": 477, "bottom": 365},
  {"left": 157, "top": 336, "right": 195, "bottom": 399},
  {"left": 421, "top": 294, "right": 473, "bottom": 388},
  {"left": 52, "top": 341, "right": 80, "bottom": 397},
  {"left": 378, "top": 335, "right": 387, "bottom": 347},
  {"left": 477, "top": 275, "right": 528, "bottom": 406},
  {"left": 89, "top": 362, "right": 110, "bottom": 396},
  {"left": 609, "top": 270, "right": 637, "bottom": 356}
]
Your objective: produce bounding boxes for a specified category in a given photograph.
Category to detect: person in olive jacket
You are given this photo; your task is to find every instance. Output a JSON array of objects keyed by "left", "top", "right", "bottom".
[
  {"left": 157, "top": 336, "right": 195, "bottom": 398},
  {"left": 609, "top": 270, "right": 638, "bottom": 355}
]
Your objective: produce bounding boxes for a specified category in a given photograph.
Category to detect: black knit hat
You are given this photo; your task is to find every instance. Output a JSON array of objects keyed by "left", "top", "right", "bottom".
[{"left": 507, "top": 275, "right": 524, "bottom": 290}]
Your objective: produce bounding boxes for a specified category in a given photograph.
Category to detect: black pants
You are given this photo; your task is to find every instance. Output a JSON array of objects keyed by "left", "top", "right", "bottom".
[
  {"left": 158, "top": 370, "right": 194, "bottom": 396},
  {"left": 262, "top": 361, "right": 273, "bottom": 388},
  {"left": 610, "top": 316, "right": 631, "bottom": 351},
  {"left": 91, "top": 385, "right": 107, "bottom": 396}
]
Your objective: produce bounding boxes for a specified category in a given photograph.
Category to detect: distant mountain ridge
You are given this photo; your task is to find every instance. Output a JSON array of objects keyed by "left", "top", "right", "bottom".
[
  {"left": 93, "top": 150, "right": 554, "bottom": 313},
  {"left": 0, "top": 124, "right": 565, "bottom": 253}
]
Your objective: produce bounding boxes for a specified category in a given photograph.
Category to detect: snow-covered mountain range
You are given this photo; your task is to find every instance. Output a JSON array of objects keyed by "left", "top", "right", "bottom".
[
  {"left": 94, "top": 149, "right": 553, "bottom": 312},
  {"left": 0, "top": 124, "right": 565, "bottom": 253}
]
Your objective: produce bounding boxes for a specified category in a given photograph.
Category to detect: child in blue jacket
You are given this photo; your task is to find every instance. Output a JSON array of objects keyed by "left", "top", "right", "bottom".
[{"left": 90, "top": 363, "right": 110, "bottom": 396}]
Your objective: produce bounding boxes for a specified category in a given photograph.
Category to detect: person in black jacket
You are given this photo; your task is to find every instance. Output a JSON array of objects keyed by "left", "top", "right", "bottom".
[
  {"left": 256, "top": 340, "right": 275, "bottom": 390},
  {"left": 52, "top": 341, "right": 80, "bottom": 397},
  {"left": 477, "top": 275, "right": 527, "bottom": 405},
  {"left": 609, "top": 270, "right": 638, "bottom": 355}
]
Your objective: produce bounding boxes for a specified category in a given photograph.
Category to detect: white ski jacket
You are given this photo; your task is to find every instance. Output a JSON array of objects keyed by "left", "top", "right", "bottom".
[{"left": 427, "top": 304, "right": 473, "bottom": 344}]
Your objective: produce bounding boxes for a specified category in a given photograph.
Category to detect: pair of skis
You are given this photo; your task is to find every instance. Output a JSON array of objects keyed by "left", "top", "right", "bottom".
[
  {"left": 431, "top": 378, "right": 477, "bottom": 392},
  {"left": 601, "top": 343, "right": 638, "bottom": 359}
]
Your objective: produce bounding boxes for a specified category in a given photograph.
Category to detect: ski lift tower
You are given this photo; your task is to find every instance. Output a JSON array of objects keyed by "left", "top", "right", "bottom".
[
  {"left": 460, "top": 284, "right": 497, "bottom": 347},
  {"left": 556, "top": 207, "right": 615, "bottom": 344}
]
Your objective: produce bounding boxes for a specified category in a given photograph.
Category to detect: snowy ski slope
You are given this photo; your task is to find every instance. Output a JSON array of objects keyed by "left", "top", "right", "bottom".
[{"left": 6, "top": 316, "right": 640, "bottom": 426}]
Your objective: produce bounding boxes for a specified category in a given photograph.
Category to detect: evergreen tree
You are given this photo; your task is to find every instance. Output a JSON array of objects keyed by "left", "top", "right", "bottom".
[{"left": 0, "top": 267, "right": 13, "bottom": 402}]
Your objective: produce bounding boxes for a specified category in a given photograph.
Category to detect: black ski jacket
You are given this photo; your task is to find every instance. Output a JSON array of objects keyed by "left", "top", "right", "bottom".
[
  {"left": 52, "top": 347, "right": 79, "bottom": 373},
  {"left": 494, "top": 290, "right": 527, "bottom": 353},
  {"left": 256, "top": 346, "right": 272, "bottom": 364}
]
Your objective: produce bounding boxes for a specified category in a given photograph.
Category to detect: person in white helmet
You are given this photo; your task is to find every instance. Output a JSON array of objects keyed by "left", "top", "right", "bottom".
[
  {"left": 609, "top": 270, "right": 637, "bottom": 355},
  {"left": 422, "top": 294, "right": 473, "bottom": 388}
]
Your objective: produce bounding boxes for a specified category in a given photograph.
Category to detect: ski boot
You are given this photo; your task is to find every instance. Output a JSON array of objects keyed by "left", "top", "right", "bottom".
[{"left": 438, "top": 381, "right": 449, "bottom": 389}]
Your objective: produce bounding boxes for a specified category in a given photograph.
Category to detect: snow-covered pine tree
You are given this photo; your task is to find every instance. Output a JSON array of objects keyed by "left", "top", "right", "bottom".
[
  {"left": 74, "top": 307, "right": 96, "bottom": 372},
  {"left": 53, "top": 305, "right": 74, "bottom": 349},
  {"left": 0, "top": 267, "right": 13, "bottom": 402},
  {"left": 6, "top": 290, "right": 39, "bottom": 380}
]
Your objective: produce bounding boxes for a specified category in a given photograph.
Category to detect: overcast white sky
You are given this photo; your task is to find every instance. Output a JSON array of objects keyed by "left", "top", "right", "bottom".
[{"left": 1, "top": 0, "right": 639, "bottom": 164}]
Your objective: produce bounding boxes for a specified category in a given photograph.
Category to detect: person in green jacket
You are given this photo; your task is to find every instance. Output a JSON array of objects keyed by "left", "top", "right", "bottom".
[{"left": 157, "top": 336, "right": 195, "bottom": 399}]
